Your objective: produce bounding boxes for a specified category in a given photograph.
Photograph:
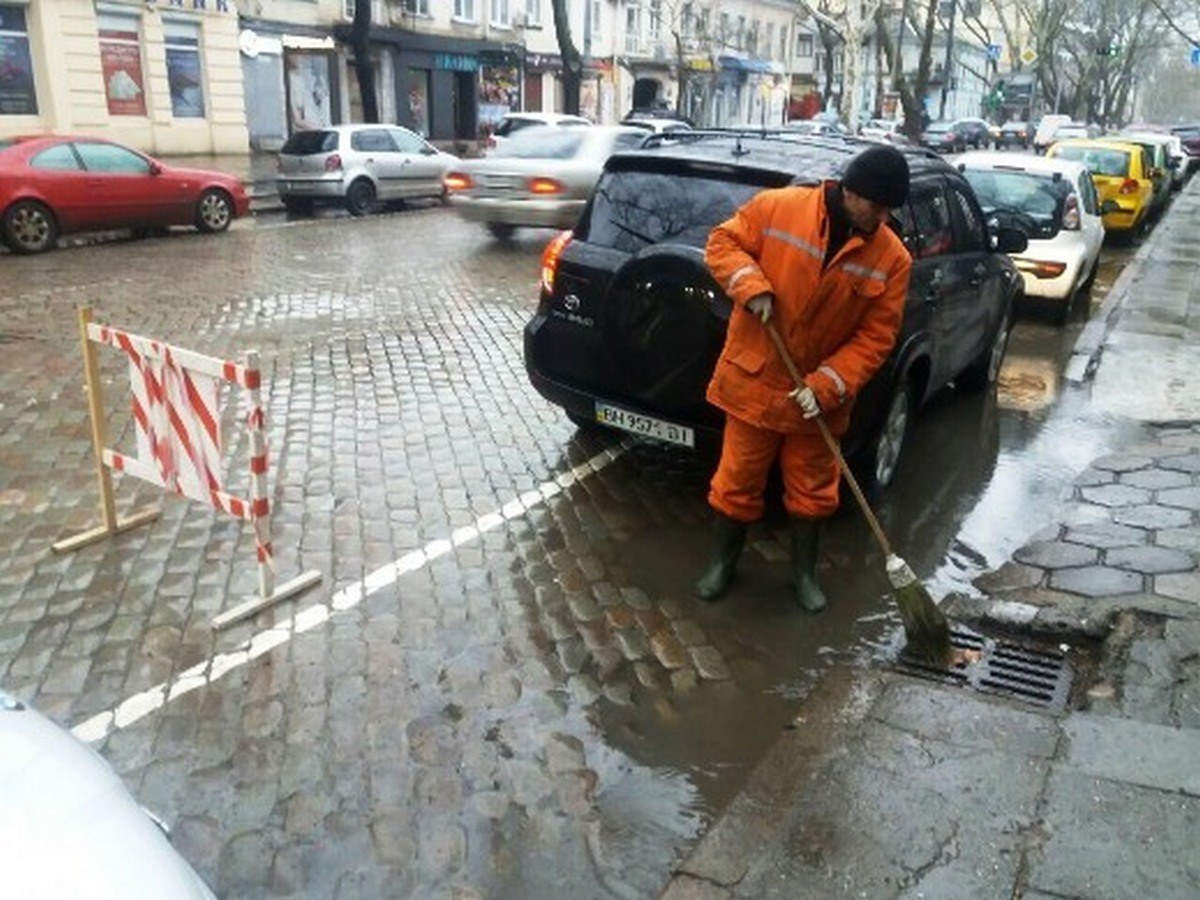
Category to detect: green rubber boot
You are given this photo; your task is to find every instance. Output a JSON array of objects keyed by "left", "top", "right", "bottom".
[
  {"left": 790, "top": 517, "right": 829, "bottom": 613},
  {"left": 694, "top": 514, "right": 747, "bottom": 602}
]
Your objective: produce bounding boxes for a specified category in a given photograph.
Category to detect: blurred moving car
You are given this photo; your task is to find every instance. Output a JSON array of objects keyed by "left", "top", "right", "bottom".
[
  {"left": 995, "top": 121, "right": 1034, "bottom": 149},
  {"left": 276, "top": 124, "right": 457, "bottom": 216},
  {"left": 524, "top": 133, "right": 1026, "bottom": 489},
  {"left": 1047, "top": 138, "right": 1155, "bottom": 239},
  {"left": 1051, "top": 122, "right": 1104, "bottom": 142},
  {"left": 1033, "top": 114, "right": 1073, "bottom": 152},
  {"left": 920, "top": 120, "right": 972, "bottom": 152},
  {"left": 958, "top": 151, "right": 1108, "bottom": 322},
  {"left": 444, "top": 125, "right": 647, "bottom": 239},
  {"left": 0, "top": 690, "right": 216, "bottom": 899},
  {"left": 624, "top": 116, "right": 693, "bottom": 134},
  {"left": 859, "top": 118, "right": 908, "bottom": 144},
  {"left": 0, "top": 135, "right": 248, "bottom": 255},
  {"left": 953, "top": 117, "right": 994, "bottom": 149},
  {"left": 487, "top": 112, "right": 591, "bottom": 152}
]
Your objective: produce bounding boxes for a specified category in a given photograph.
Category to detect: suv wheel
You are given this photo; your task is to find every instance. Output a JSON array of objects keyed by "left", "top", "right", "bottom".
[
  {"left": 346, "top": 179, "right": 376, "bottom": 216},
  {"left": 864, "top": 376, "right": 914, "bottom": 489},
  {"left": 959, "top": 306, "right": 1012, "bottom": 389}
]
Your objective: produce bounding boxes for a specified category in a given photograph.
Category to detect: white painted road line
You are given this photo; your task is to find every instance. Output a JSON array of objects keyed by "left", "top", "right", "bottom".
[{"left": 71, "top": 442, "right": 630, "bottom": 744}]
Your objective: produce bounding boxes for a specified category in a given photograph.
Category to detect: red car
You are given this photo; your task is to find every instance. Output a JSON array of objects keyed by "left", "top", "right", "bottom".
[{"left": 0, "top": 135, "right": 249, "bottom": 254}]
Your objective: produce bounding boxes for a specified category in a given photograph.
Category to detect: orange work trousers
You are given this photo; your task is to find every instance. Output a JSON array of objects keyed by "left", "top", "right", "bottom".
[{"left": 708, "top": 414, "right": 840, "bottom": 522}]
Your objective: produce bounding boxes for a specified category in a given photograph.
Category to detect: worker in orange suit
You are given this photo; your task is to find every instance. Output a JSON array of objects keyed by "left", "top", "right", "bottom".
[{"left": 695, "top": 145, "right": 913, "bottom": 611}]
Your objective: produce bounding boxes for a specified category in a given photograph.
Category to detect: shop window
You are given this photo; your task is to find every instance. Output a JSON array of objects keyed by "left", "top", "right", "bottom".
[
  {"left": 0, "top": 5, "right": 38, "bottom": 115},
  {"left": 97, "top": 11, "right": 146, "bottom": 116},
  {"left": 164, "top": 19, "right": 205, "bottom": 118}
]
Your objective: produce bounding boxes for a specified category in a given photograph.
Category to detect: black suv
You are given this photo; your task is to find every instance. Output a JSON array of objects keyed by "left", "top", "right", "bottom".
[{"left": 524, "top": 131, "right": 1025, "bottom": 488}]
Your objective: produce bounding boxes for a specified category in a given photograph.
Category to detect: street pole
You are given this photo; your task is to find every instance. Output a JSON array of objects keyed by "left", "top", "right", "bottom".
[{"left": 939, "top": 0, "right": 956, "bottom": 120}]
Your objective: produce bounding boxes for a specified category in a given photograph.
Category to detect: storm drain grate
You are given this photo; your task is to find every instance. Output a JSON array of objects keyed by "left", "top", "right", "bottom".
[{"left": 893, "top": 625, "right": 1074, "bottom": 711}]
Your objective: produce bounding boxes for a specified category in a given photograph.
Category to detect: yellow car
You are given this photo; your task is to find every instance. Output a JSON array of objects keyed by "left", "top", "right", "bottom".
[{"left": 1047, "top": 138, "right": 1155, "bottom": 237}]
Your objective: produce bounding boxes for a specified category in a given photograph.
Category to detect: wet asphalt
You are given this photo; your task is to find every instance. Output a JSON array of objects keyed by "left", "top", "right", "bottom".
[{"left": 0, "top": 192, "right": 1164, "bottom": 898}]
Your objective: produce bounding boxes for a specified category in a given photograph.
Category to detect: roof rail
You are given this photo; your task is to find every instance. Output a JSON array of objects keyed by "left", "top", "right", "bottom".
[{"left": 638, "top": 128, "right": 943, "bottom": 161}]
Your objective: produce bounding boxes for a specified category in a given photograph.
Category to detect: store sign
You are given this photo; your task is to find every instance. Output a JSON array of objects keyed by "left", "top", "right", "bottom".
[{"left": 434, "top": 53, "right": 476, "bottom": 72}]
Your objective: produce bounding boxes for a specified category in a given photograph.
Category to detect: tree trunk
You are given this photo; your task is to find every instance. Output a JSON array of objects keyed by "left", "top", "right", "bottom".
[
  {"left": 351, "top": 0, "right": 379, "bottom": 123},
  {"left": 552, "top": 0, "right": 584, "bottom": 115}
]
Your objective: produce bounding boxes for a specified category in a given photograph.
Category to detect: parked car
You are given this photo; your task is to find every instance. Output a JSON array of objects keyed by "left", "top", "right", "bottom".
[
  {"left": 1169, "top": 123, "right": 1200, "bottom": 174},
  {"left": 487, "top": 112, "right": 591, "bottom": 152},
  {"left": 524, "top": 133, "right": 1027, "bottom": 488},
  {"left": 0, "top": 690, "right": 217, "bottom": 898},
  {"left": 859, "top": 118, "right": 908, "bottom": 144},
  {"left": 953, "top": 117, "right": 994, "bottom": 149},
  {"left": 783, "top": 119, "right": 846, "bottom": 138},
  {"left": 444, "top": 125, "right": 648, "bottom": 240},
  {"left": 957, "top": 151, "right": 1108, "bottom": 323},
  {"left": 920, "top": 121, "right": 966, "bottom": 152},
  {"left": 1123, "top": 127, "right": 1188, "bottom": 189},
  {"left": 0, "top": 135, "right": 248, "bottom": 255},
  {"left": 995, "top": 120, "right": 1034, "bottom": 149},
  {"left": 1117, "top": 132, "right": 1176, "bottom": 214},
  {"left": 1051, "top": 122, "right": 1104, "bottom": 142},
  {"left": 275, "top": 124, "right": 457, "bottom": 217},
  {"left": 1047, "top": 138, "right": 1156, "bottom": 239}
]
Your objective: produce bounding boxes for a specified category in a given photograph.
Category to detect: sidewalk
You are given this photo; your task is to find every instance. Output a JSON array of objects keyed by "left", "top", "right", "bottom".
[{"left": 662, "top": 182, "right": 1200, "bottom": 898}]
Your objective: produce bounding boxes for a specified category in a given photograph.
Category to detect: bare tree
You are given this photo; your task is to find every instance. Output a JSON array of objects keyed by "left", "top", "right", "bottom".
[
  {"left": 350, "top": 0, "right": 379, "bottom": 123},
  {"left": 552, "top": 0, "right": 584, "bottom": 114},
  {"left": 876, "top": 0, "right": 943, "bottom": 137}
]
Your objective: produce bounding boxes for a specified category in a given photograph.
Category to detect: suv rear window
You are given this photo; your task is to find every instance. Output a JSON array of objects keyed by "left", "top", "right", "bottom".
[
  {"left": 281, "top": 130, "right": 338, "bottom": 155},
  {"left": 580, "top": 167, "right": 788, "bottom": 252}
]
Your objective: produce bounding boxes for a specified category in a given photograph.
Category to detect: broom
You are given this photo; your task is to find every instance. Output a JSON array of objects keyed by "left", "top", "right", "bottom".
[{"left": 764, "top": 321, "right": 953, "bottom": 666}]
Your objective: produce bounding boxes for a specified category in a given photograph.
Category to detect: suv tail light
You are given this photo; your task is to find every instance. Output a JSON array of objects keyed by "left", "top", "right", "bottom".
[
  {"left": 540, "top": 230, "right": 573, "bottom": 295},
  {"left": 527, "top": 177, "right": 566, "bottom": 195},
  {"left": 1062, "top": 194, "right": 1081, "bottom": 230},
  {"left": 1119, "top": 178, "right": 1139, "bottom": 194},
  {"left": 443, "top": 171, "right": 474, "bottom": 192},
  {"left": 325, "top": 153, "right": 343, "bottom": 172}
]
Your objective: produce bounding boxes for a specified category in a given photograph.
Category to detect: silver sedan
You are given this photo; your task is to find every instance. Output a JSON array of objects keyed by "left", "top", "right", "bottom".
[{"left": 444, "top": 126, "right": 648, "bottom": 239}]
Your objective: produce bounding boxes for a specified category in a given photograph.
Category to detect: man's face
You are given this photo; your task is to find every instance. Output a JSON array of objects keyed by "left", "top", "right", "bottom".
[{"left": 842, "top": 188, "right": 892, "bottom": 234}]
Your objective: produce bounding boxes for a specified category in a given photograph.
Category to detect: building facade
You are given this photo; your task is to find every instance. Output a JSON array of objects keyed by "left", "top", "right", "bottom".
[{"left": 0, "top": 0, "right": 248, "bottom": 152}]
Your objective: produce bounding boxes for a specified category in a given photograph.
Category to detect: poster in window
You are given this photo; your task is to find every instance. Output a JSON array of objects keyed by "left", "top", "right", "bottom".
[
  {"left": 407, "top": 70, "right": 429, "bottom": 138},
  {"left": 100, "top": 30, "right": 146, "bottom": 116},
  {"left": 286, "top": 53, "right": 331, "bottom": 132},
  {"left": 0, "top": 6, "right": 37, "bottom": 115},
  {"left": 166, "top": 40, "right": 205, "bottom": 118}
]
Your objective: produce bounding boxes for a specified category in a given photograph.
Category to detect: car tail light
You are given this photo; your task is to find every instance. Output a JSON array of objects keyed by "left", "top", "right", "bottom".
[
  {"left": 1062, "top": 195, "right": 1081, "bottom": 230},
  {"left": 324, "top": 153, "right": 343, "bottom": 172},
  {"left": 527, "top": 176, "right": 566, "bottom": 195},
  {"left": 443, "top": 171, "right": 474, "bottom": 192},
  {"left": 540, "top": 230, "right": 573, "bottom": 295},
  {"left": 1014, "top": 258, "right": 1068, "bottom": 279},
  {"left": 1119, "top": 178, "right": 1139, "bottom": 194}
]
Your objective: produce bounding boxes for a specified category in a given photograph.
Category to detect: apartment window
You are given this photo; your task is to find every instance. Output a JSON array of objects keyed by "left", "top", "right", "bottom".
[
  {"left": 590, "top": 0, "right": 600, "bottom": 39},
  {"left": 719, "top": 12, "right": 729, "bottom": 45},
  {"left": 454, "top": 0, "right": 475, "bottom": 20},
  {"left": 682, "top": 2, "right": 692, "bottom": 39},
  {"left": 779, "top": 25, "right": 787, "bottom": 60},
  {"left": 97, "top": 11, "right": 146, "bottom": 116},
  {"left": 648, "top": 0, "right": 661, "bottom": 42},
  {"left": 698, "top": 8, "right": 709, "bottom": 39},
  {"left": 404, "top": 0, "right": 430, "bottom": 14},
  {"left": 164, "top": 18, "right": 204, "bottom": 118},
  {"left": 0, "top": 4, "right": 37, "bottom": 114},
  {"left": 490, "top": 0, "right": 509, "bottom": 26},
  {"left": 765, "top": 22, "right": 774, "bottom": 60},
  {"left": 626, "top": 3, "right": 641, "bottom": 52},
  {"left": 525, "top": 0, "right": 541, "bottom": 26},
  {"left": 343, "top": 0, "right": 385, "bottom": 19},
  {"left": 797, "top": 32, "right": 813, "bottom": 57},
  {"left": 737, "top": 15, "right": 745, "bottom": 50},
  {"left": 747, "top": 19, "right": 759, "bottom": 55}
]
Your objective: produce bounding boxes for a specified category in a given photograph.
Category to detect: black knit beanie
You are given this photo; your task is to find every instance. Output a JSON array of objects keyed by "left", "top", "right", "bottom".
[{"left": 841, "top": 145, "right": 910, "bottom": 208}]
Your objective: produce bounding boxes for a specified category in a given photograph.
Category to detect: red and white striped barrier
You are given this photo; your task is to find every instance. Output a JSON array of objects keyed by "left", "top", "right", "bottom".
[{"left": 54, "top": 308, "right": 320, "bottom": 629}]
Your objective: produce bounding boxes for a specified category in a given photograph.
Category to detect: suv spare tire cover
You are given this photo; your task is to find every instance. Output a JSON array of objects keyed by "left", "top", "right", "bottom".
[{"left": 604, "top": 243, "right": 731, "bottom": 411}]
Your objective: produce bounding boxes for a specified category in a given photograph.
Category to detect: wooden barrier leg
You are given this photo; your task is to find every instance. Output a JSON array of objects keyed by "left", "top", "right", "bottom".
[{"left": 52, "top": 306, "right": 159, "bottom": 554}]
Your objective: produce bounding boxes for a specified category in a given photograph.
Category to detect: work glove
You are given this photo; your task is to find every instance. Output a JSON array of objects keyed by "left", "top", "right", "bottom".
[
  {"left": 746, "top": 293, "right": 773, "bottom": 324},
  {"left": 789, "top": 385, "right": 821, "bottom": 419}
]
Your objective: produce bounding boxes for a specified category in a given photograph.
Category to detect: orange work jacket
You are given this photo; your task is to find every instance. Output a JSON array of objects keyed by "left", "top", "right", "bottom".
[{"left": 704, "top": 182, "right": 913, "bottom": 437}]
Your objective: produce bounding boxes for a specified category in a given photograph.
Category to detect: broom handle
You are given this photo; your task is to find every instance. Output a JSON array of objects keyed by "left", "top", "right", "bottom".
[{"left": 764, "top": 320, "right": 893, "bottom": 558}]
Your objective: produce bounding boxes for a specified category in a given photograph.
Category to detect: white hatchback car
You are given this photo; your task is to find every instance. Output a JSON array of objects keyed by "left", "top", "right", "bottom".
[
  {"left": 486, "top": 112, "right": 591, "bottom": 153},
  {"left": 957, "top": 151, "right": 1107, "bottom": 323}
]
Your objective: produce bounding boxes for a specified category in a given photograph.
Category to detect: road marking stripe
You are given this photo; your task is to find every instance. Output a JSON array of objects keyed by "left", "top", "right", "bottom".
[{"left": 71, "top": 441, "right": 630, "bottom": 745}]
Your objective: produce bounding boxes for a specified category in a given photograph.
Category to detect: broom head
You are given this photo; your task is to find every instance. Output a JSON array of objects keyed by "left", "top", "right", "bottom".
[{"left": 886, "top": 554, "right": 953, "bottom": 666}]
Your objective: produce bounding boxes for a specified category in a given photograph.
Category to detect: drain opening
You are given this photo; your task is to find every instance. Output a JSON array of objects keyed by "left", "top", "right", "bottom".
[{"left": 892, "top": 625, "right": 1073, "bottom": 711}]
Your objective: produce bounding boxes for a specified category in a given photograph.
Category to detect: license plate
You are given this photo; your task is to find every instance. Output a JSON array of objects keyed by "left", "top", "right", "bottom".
[{"left": 594, "top": 402, "right": 694, "bottom": 447}]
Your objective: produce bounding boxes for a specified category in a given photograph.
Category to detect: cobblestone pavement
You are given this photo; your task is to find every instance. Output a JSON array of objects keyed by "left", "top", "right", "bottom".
[{"left": 0, "top": 213, "right": 851, "bottom": 898}]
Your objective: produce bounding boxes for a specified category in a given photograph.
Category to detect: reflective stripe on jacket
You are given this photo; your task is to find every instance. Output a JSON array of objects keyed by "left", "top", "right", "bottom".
[{"left": 704, "top": 182, "right": 912, "bottom": 436}]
